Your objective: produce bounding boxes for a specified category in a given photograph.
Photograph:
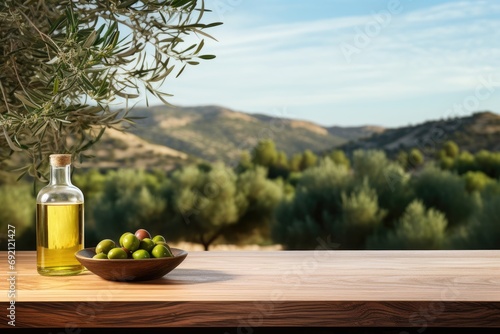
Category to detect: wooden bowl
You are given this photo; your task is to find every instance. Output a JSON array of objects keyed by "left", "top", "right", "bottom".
[{"left": 75, "top": 247, "right": 188, "bottom": 282}]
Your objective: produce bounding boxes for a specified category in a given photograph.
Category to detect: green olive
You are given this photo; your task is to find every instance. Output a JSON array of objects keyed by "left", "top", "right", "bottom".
[
  {"left": 119, "top": 232, "right": 133, "bottom": 247},
  {"left": 152, "top": 235, "right": 166, "bottom": 244},
  {"left": 151, "top": 244, "right": 173, "bottom": 258},
  {"left": 122, "top": 234, "right": 140, "bottom": 252},
  {"left": 132, "top": 249, "right": 151, "bottom": 259},
  {"left": 95, "top": 239, "right": 116, "bottom": 255},
  {"left": 107, "top": 247, "right": 128, "bottom": 259},
  {"left": 155, "top": 241, "right": 172, "bottom": 254},
  {"left": 139, "top": 238, "right": 156, "bottom": 253},
  {"left": 93, "top": 253, "right": 108, "bottom": 259}
]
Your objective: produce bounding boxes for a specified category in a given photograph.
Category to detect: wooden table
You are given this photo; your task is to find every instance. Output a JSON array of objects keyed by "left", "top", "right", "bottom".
[{"left": 1, "top": 250, "right": 500, "bottom": 331}]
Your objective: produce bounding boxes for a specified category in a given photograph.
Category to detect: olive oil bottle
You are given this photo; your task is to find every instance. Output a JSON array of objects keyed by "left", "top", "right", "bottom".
[{"left": 36, "top": 154, "right": 84, "bottom": 276}]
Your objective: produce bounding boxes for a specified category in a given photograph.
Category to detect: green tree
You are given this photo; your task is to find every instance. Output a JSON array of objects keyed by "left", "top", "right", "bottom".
[
  {"left": 169, "top": 163, "right": 285, "bottom": 250},
  {"left": 72, "top": 168, "right": 106, "bottom": 245},
  {"left": 411, "top": 166, "right": 481, "bottom": 227},
  {"left": 0, "top": 183, "right": 36, "bottom": 249},
  {"left": 442, "top": 140, "right": 460, "bottom": 158},
  {"left": 268, "top": 150, "right": 290, "bottom": 180},
  {"left": 272, "top": 159, "right": 353, "bottom": 249},
  {"left": 396, "top": 151, "right": 409, "bottom": 170},
  {"left": 455, "top": 194, "right": 500, "bottom": 249},
  {"left": 333, "top": 183, "right": 386, "bottom": 249},
  {"left": 250, "top": 140, "right": 290, "bottom": 179},
  {"left": 408, "top": 148, "right": 424, "bottom": 169},
  {"left": 235, "top": 150, "right": 253, "bottom": 174},
  {"left": 168, "top": 162, "right": 240, "bottom": 250},
  {"left": 439, "top": 155, "right": 455, "bottom": 170},
  {"left": 223, "top": 167, "right": 284, "bottom": 245},
  {"left": 352, "top": 150, "right": 413, "bottom": 224},
  {"left": 251, "top": 140, "right": 278, "bottom": 167},
  {"left": 289, "top": 153, "right": 302, "bottom": 172},
  {"left": 329, "top": 149, "right": 350, "bottom": 169},
  {"left": 454, "top": 151, "right": 476, "bottom": 174},
  {"left": 367, "top": 200, "right": 448, "bottom": 250},
  {"left": 0, "top": 0, "right": 221, "bottom": 180},
  {"left": 93, "top": 169, "right": 167, "bottom": 241},
  {"left": 299, "top": 149, "right": 318, "bottom": 171},
  {"left": 73, "top": 169, "right": 105, "bottom": 199},
  {"left": 275, "top": 151, "right": 289, "bottom": 169},
  {"left": 474, "top": 150, "right": 500, "bottom": 178},
  {"left": 463, "top": 171, "right": 494, "bottom": 193}
]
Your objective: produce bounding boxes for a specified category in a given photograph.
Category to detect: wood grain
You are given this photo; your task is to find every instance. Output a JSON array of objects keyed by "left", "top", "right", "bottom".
[
  {"left": 6, "top": 301, "right": 500, "bottom": 328},
  {"left": 1, "top": 250, "right": 500, "bottom": 328}
]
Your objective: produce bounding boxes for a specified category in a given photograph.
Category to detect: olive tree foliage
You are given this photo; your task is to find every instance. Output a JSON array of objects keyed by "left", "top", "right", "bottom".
[
  {"left": 273, "top": 151, "right": 418, "bottom": 250},
  {"left": 471, "top": 194, "right": 500, "bottom": 249},
  {"left": 351, "top": 150, "right": 413, "bottom": 224},
  {"left": 167, "top": 163, "right": 284, "bottom": 250},
  {"left": 463, "top": 171, "right": 494, "bottom": 193},
  {"left": 474, "top": 150, "right": 500, "bottom": 179},
  {"left": 411, "top": 165, "right": 481, "bottom": 228},
  {"left": 0, "top": 182, "right": 35, "bottom": 248},
  {"left": 332, "top": 182, "right": 386, "bottom": 249},
  {"left": 72, "top": 168, "right": 106, "bottom": 244},
  {"left": 93, "top": 169, "right": 168, "bottom": 242},
  {"left": 250, "top": 139, "right": 290, "bottom": 179},
  {"left": 328, "top": 149, "right": 350, "bottom": 169},
  {"left": 453, "top": 150, "right": 476, "bottom": 174},
  {"left": 222, "top": 166, "right": 284, "bottom": 245},
  {"left": 442, "top": 140, "right": 460, "bottom": 159},
  {"left": 367, "top": 200, "right": 448, "bottom": 250},
  {"left": 273, "top": 158, "right": 355, "bottom": 249},
  {"left": 451, "top": 181, "right": 500, "bottom": 249},
  {"left": 251, "top": 140, "right": 279, "bottom": 167},
  {"left": 0, "top": 0, "right": 221, "bottom": 181},
  {"left": 167, "top": 162, "right": 240, "bottom": 250}
]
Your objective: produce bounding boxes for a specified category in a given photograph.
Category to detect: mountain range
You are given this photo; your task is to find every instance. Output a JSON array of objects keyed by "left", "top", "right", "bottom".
[
  {"left": 339, "top": 110, "right": 500, "bottom": 157},
  {"left": 77, "top": 105, "right": 500, "bottom": 170},
  {"left": 78, "top": 105, "right": 383, "bottom": 170}
]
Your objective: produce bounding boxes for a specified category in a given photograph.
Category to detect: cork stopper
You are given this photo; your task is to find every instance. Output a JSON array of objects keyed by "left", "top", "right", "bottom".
[{"left": 49, "top": 154, "right": 72, "bottom": 167}]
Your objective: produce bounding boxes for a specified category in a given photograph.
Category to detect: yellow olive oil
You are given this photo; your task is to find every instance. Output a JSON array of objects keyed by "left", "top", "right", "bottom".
[{"left": 36, "top": 202, "right": 84, "bottom": 276}]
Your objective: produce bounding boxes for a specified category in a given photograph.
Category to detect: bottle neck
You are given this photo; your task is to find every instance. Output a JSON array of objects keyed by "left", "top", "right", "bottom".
[{"left": 49, "top": 165, "right": 72, "bottom": 186}]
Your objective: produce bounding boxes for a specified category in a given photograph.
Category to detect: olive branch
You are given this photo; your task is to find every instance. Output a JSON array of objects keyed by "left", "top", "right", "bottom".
[{"left": 0, "top": 0, "right": 221, "bottom": 182}]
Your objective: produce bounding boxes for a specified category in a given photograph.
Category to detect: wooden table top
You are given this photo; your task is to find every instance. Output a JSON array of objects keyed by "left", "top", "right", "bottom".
[{"left": 1, "top": 250, "right": 500, "bottom": 328}]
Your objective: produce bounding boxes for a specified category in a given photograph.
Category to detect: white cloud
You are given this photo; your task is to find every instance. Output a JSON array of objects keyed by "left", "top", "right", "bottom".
[
  {"left": 404, "top": 0, "right": 492, "bottom": 23},
  {"left": 156, "top": 0, "right": 500, "bottom": 126}
]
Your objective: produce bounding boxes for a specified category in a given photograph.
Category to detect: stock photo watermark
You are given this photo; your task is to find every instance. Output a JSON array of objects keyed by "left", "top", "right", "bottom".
[
  {"left": 46, "top": 280, "right": 117, "bottom": 334},
  {"left": 401, "top": 281, "right": 461, "bottom": 334},
  {"left": 178, "top": 107, "right": 292, "bottom": 226},
  {"left": 414, "top": 72, "right": 500, "bottom": 161},
  {"left": 6, "top": 224, "right": 16, "bottom": 327},
  {"left": 227, "top": 106, "right": 291, "bottom": 170},
  {"left": 384, "top": 72, "right": 500, "bottom": 190},
  {"left": 224, "top": 235, "right": 340, "bottom": 334},
  {"left": 444, "top": 73, "right": 500, "bottom": 120},
  {"left": 340, "top": 0, "right": 410, "bottom": 64},
  {"left": 213, "top": 0, "right": 244, "bottom": 20}
]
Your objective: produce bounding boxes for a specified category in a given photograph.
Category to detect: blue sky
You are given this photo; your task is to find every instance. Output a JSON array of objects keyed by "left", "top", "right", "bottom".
[{"left": 146, "top": 0, "right": 500, "bottom": 127}]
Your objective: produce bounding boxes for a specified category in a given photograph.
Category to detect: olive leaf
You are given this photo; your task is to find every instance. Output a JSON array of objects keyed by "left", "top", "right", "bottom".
[{"left": 0, "top": 0, "right": 222, "bottom": 182}]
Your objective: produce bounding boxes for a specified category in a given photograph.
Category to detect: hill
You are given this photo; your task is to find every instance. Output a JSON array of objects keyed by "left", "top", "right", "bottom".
[
  {"left": 339, "top": 111, "right": 500, "bottom": 157},
  {"left": 74, "top": 128, "right": 199, "bottom": 171},
  {"left": 5, "top": 106, "right": 500, "bottom": 175},
  {"left": 123, "top": 105, "right": 383, "bottom": 164},
  {"left": 327, "top": 125, "right": 385, "bottom": 142}
]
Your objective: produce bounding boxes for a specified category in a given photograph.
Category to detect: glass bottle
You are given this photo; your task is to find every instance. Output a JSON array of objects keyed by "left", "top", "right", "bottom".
[{"left": 36, "top": 154, "right": 84, "bottom": 276}]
